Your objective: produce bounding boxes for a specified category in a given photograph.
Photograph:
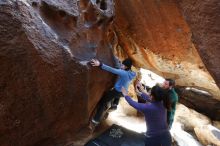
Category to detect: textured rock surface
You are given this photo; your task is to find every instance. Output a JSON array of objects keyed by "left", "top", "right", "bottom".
[
  {"left": 177, "top": 0, "right": 220, "bottom": 91},
  {"left": 171, "top": 123, "right": 202, "bottom": 146},
  {"left": 174, "top": 104, "right": 211, "bottom": 131},
  {"left": 171, "top": 104, "right": 220, "bottom": 146},
  {"left": 194, "top": 125, "right": 220, "bottom": 146},
  {"left": 0, "top": 0, "right": 115, "bottom": 145},
  {"left": 213, "top": 121, "right": 220, "bottom": 130},
  {"left": 176, "top": 86, "right": 220, "bottom": 120},
  {"left": 113, "top": 0, "right": 220, "bottom": 99},
  {"left": 1, "top": 0, "right": 220, "bottom": 145}
]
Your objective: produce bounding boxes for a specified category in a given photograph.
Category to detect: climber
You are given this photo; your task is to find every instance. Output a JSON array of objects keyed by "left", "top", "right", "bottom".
[{"left": 90, "top": 58, "right": 136, "bottom": 127}]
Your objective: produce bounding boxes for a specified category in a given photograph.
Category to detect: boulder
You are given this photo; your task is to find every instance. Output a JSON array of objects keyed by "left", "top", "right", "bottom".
[
  {"left": 177, "top": 0, "right": 220, "bottom": 91},
  {"left": 176, "top": 86, "right": 220, "bottom": 120},
  {"left": 113, "top": 0, "right": 220, "bottom": 99},
  {"left": 171, "top": 123, "right": 202, "bottom": 146},
  {"left": 0, "top": 0, "right": 115, "bottom": 145},
  {"left": 174, "top": 104, "right": 211, "bottom": 131},
  {"left": 213, "top": 121, "right": 220, "bottom": 130},
  {"left": 194, "top": 125, "right": 220, "bottom": 146},
  {"left": 1, "top": 0, "right": 220, "bottom": 145}
]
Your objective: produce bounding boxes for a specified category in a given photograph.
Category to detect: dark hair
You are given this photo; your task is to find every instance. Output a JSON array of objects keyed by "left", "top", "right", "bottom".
[
  {"left": 165, "top": 78, "right": 175, "bottom": 87},
  {"left": 122, "top": 58, "right": 132, "bottom": 70},
  {"left": 143, "top": 84, "right": 151, "bottom": 92},
  {"left": 151, "top": 85, "right": 171, "bottom": 110}
]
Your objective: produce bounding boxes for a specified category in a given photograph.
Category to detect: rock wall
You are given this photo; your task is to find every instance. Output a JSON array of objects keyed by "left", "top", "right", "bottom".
[
  {"left": 176, "top": 86, "right": 220, "bottom": 120},
  {"left": 113, "top": 0, "right": 220, "bottom": 99},
  {"left": 177, "top": 0, "right": 220, "bottom": 91},
  {"left": 0, "top": 0, "right": 220, "bottom": 145},
  {"left": 0, "top": 0, "right": 115, "bottom": 145}
]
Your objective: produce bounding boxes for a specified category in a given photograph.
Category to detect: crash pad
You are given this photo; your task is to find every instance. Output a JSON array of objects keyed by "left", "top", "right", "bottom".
[{"left": 85, "top": 124, "right": 145, "bottom": 146}]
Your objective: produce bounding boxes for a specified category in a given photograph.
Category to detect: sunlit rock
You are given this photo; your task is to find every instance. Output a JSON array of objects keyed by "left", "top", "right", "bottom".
[
  {"left": 194, "top": 125, "right": 220, "bottom": 146},
  {"left": 175, "top": 104, "right": 211, "bottom": 131},
  {"left": 213, "top": 121, "right": 220, "bottom": 130},
  {"left": 171, "top": 123, "right": 202, "bottom": 146},
  {"left": 122, "top": 84, "right": 139, "bottom": 116},
  {"left": 113, "top": 0, "right": 220, "bottom": 99}
]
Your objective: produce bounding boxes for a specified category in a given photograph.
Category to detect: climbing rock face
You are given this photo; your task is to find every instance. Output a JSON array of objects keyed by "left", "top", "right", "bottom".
[
  {"left": 1, "top": 0, "right": 220, "bottom": 145},
  {"left": 113, "top": 0, "right": 220, "bottom": 99},
  {"left": 177, "top": 0, "right": 220, "bottom": 91},
  {"left": 0, "top": 0, "right": 115, "bottom": 145}
]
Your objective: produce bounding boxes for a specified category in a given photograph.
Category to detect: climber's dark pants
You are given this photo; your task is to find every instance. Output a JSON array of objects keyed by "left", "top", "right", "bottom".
[
  {"left": 145, "top": 131, "right": 172, "bottom": 146},
  {"left": 93, "top": 88, "right": 122, "bottom": 122}
]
